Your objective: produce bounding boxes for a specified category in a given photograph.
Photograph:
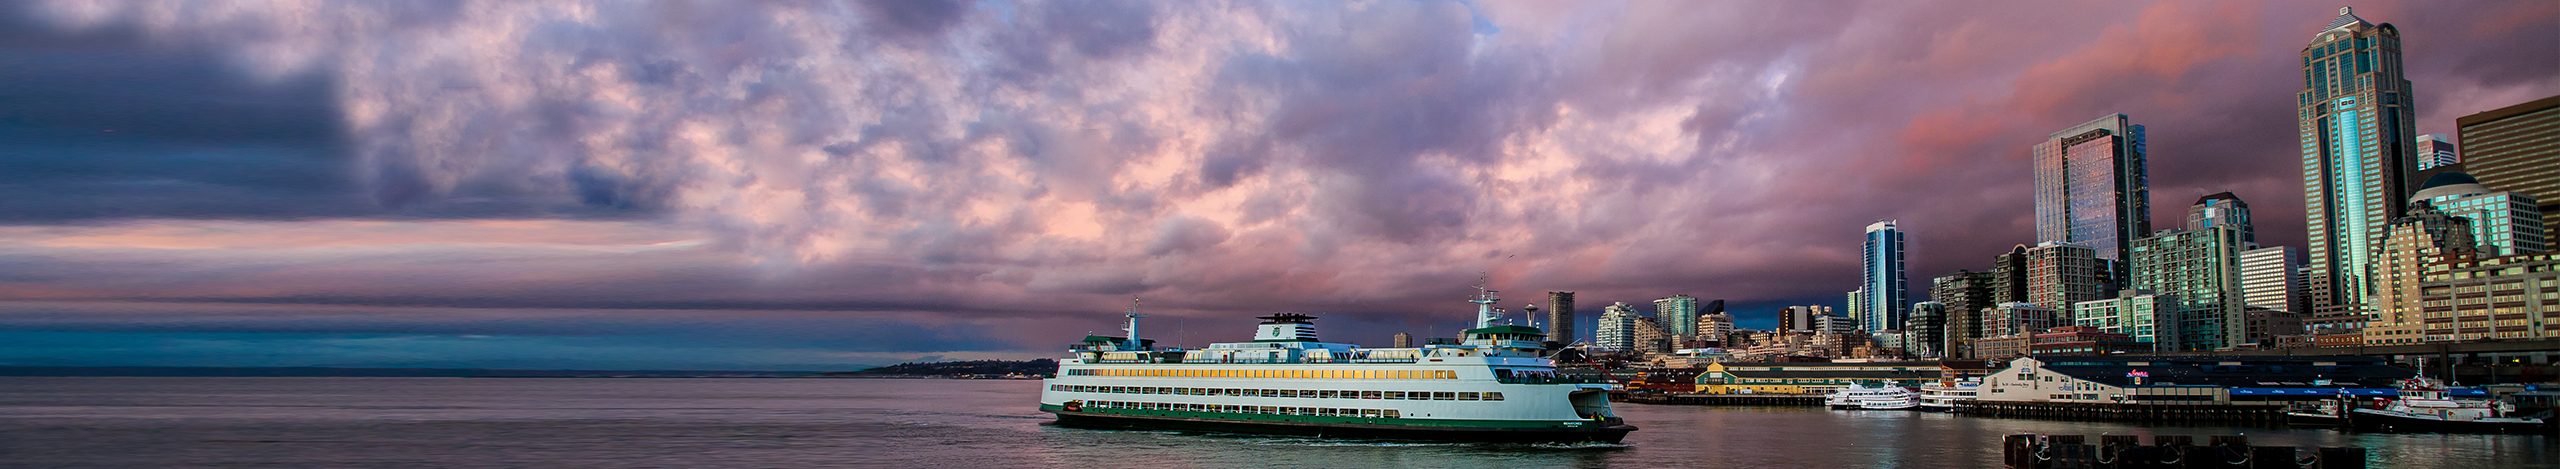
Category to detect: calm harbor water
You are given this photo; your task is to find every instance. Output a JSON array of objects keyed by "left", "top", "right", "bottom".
[{"left": 0, "top": 377, "right": 2551, "bottom": 468}]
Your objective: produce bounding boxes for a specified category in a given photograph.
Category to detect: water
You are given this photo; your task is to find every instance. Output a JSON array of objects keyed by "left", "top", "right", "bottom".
[{"left": 0, "top": 377, "right": 2550, "bottom": 468}]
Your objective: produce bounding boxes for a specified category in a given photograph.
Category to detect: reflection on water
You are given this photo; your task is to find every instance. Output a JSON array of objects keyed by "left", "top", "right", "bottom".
[{"left": 0, "top": 378, "right": 2548, "bottom": 468}]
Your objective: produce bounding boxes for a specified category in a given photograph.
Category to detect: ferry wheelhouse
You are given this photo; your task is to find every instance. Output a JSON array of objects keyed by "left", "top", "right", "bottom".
[{"left": 1037, "top": 286, "right": 1635, "bottom": 443}]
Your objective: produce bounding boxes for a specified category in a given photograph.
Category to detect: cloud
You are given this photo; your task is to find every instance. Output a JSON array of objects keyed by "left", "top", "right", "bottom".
[{"left": 0, "top": 0, "right": 2553, "bottom": 368}]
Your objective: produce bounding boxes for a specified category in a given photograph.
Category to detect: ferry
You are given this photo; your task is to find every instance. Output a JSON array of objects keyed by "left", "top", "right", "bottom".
[
  {"left": 1917, "top": 380, "right": 1979, "bottom": 413},
  {"left": 1037, "top": 284, "right": 1635, "bottom": 443},
  {"left": 2347, "top": 377, "right": 2545, "bottom": 434},
  {"left": 1826, "top": 382, "right": 1920, "bottom": 411}
]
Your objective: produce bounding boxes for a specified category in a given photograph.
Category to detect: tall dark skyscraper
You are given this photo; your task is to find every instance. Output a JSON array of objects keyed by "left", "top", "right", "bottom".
[
  {"left": 2455, "top": 95, "right": 2560, "bottom": 233},
  {"left": 1931, "top": 270, "right": 1997, "bottom": 358},
  {"left": 1993, "top": 244, "right": 2031, "bottom": 303},
  {"left": 2298, "top": 6, "right": 2419, "bottom": 317},
  {"left": 2035, "top": 114, "right": 2152, "bottom": 266},
  {"left": 1546, "top": 291, "right": 1576, "bottom": 344}
]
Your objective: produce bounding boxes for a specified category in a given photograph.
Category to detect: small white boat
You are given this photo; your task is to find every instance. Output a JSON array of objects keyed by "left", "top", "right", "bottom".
[
  {"left": 1918, "top": 380, "right": 1979, "bottom": 412},
  {"left": 1827, "top": 382, "right": 1920, "bottom": 411}
]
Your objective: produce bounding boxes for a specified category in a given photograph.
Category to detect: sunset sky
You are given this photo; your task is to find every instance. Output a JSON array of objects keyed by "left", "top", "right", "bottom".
[{"left": 3, "top": 1, "right": 2555, "bottom": 370}]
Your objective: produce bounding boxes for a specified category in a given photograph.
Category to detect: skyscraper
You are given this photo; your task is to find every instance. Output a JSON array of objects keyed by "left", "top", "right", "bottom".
[
  {"left": 2035, "top": 114, "right": 2152, "bottom": 268},
  {"left": 2409, "top": 168, "right": 2547, "bottom": 255},
  {"left": 1993, "top": 244, "right": 2031, "bottom": 303},
  {"left": 1655, "top": 294, "right": 1700, "bottom": 338},
  {"left": 2131, "top": 226, "right": 2248, "bottom": 351},
  {"left": 1596, "top": 302, "right": 1639, "bottom": 352},
  {"left": 2187, "top": 192, "right": 2256, "bottom": 247},
  {"left": 1861, "top": 220, "right": 1909, "bottom": 332},
  {"left": 2454, "top": 95, "right": 2560, "bottom": 235},
  {"left": 1546, "top": 291, "right": 1577, "bottom": 345},
  {"left": 2298, "top": 6, "right": 2420, "bottom": 318},
  {"left": 2239, "top": 246, "right": 2304, "bottom": 314},
  {"left": 2365, "top": 201, "right": 2477, "bottom": 345},
  {"left": 2416, "top": 134, "right": 2459, "bottom": 171},
  {"left": 2072, "top": 292, "right": 2172, "bottom": 349},
  {"left": 2025, "top": 242, "right": 2106, "bottom": 312},
  {"left": 1930, "top": 270, "right": 1997, "bottom": 359},
  {"left": 1845, "top": 288, "right": 1867, "bottom": 331},
  {"left": 1908, "top": 301, "right": 1946, "bottom": 358}
]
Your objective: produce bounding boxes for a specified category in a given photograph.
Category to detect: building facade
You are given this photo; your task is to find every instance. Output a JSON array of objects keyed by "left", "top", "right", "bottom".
[
  {"left": 2419, "top": 251, "right": 2560, "bottom": 342},
  {"left": 2365, "top": 202, "right": 2477, "bottom": 345},
  {"left": 1985, "top": 302, "right": 2064, "bottom": 338},
  {"left": 2026, "top": 242, "right": 2108, "bottom": 311},
  {"left": 2130, "top": 226, "right": 2248, "bottom": 351},
  {"left": 1655, "top": 294, "right": 1701, "bottom": 339},
  {"left": 1697, "top": 312, "right": 1735, "bottom": 347},
  {"left": 1862, "top": 220, "right": 1910, "bottom": 332},
  {"left": 2410, "top": 169, "right": 2547, "bottom": 256},
  {"left": 2071, "top": 291, "right": 2173, "bottom": 350},
  {"left": 2035, "top": 114, "right": 2153, "bottom": 268},
  {"left": 2240, "top": 246, "right": 2304, "bottom": 314},
  {"left": 2297, "top": 7, "right": 2420, "bottom": 320},
  {"left": 1907, "top": 301, "right": 1946, "bottom": 358},
  {"left": 2455, "top": 95, "right": 2560, "bottom": 232},
  {"left": 1596, "top": 302, "right": 1639, "bottom": 353},
  {"left": 1931, "top": 270, "right": 1998, "bottom": 359},
  {"left": 2187, "top": 192, "right": 2256, "bottom": 247},
  {"left": 1546, "top": 291, "right": 1576, "bottom": 345},
  {"left": 2416, "top": 133, "right": 2458, "bottom": 171}
]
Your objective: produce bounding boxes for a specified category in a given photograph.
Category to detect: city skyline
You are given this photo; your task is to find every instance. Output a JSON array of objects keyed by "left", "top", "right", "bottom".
[{"left": 2, "top": 1, "right": 2555, "bottom": 370}]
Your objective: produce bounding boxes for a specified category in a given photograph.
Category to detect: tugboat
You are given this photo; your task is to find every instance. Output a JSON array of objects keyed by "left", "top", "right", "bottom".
[
  {"left": 2347, "top": 377, "right": 2544, "bottom": 434},
  {"left": 1826, "top": 382, "right": 1920, "bottom": 411},
  {"left": 1036, "top": 281, "right": 1636, "bottom": 443}
]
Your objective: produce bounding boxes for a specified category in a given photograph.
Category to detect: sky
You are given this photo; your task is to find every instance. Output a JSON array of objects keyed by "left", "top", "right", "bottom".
[{"left": 1, "top": 1, "right": 2554, "bottom": 371}]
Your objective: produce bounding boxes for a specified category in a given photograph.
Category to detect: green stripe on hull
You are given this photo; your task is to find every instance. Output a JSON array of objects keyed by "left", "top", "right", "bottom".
[{"left": 1038, "top": 404, "right": 1605, "bottom": 431}]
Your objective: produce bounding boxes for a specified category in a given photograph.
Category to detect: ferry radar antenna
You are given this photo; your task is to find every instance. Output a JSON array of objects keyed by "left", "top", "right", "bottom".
[{"left": 1122, "top": 297, "right": 1146, "bottom": 351}]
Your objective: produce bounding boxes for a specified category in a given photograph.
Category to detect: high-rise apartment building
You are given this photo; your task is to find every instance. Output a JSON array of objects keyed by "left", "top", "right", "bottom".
[
  {"left": 1993, "top": 245, "right": 2032, "bottom": 303},
  {"left": 1392, "top": 332, "right": 1413, "bottom": 348},
  {"left": 2239, "top": 246, "right": 2304, "bottom": 314},
  {"left": 2131, "top": 226, "right": 2248, "bottom": 351},
  {"left": 1630, "top": 316, "right": 1671, "bottom": 355},
  {"left": 2026, "top": 242, "right": 2107, "bottom": 311},
  {"left": 2071, "top": 291, "right": 2172, "bottom": 350},
  {"left": 1655, "top": 294, "right": 1700, "bottom": 338},
  {"left": 1908, "top": 302, "right": 1946, "bottom": 358},
  {"left": 2455, "top": 95, "right": 2560, "bottom": 232},
  {"left": 2298, "top": 7, "right": 2420, "bottom": 318},
  {"left": 1546, "top": 291, "right": 1577, "bottom": 345},
  {"left": 1861, "top": 220, "right": 1909, "bottom": 332},
  {"left": 2366, "top": 202, "right": 2477, "bottom": 345},
  {"left": 2416, "top": 134, "right": 2458, "bottom": 170},
  {"left": 1931, "top": 270, "right": 1998, "bottom": 358},
  {"left": 2036, "top": 114, "right": 2152, "bottom": 282},
  {"left": 1845, "top": 288, "right": 1867, "bottom": 331},
  {"left": 1596, "top": 302, "right": 1639, "bottom": 352},
  {"left": 2188, "top": 192, "right": 2256, "bottom": 247},
  {"left": 2410, "top": 168, "right": 2547, "bottom": 255}
]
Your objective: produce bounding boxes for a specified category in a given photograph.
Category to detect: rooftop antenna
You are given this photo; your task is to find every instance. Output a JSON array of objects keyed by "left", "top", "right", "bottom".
[{"left": 1122, "top": 297, "right": 1145, "bottom": 351}]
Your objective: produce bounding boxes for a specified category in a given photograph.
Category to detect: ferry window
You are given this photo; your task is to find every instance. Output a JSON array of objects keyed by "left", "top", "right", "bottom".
[
  {"left": 1483, "top": 392, "right": 1503, "bottom": 401},
  {"left": 1361, "top": 409, "right": 1381, "bottom": 418},
  {"left": 1459, "top": 392, "right": 1481, "bottom": 401},
  {"left": 1384, "top": 391, "right": 1406, "bottom": 399},
  {"left": 1382, "top": 410, "right": 1400, "bottom": 418},
  {"left": 1260, "top": 406, "right": 1277, "bottom": 414},
  {"left": 1280, "top": 390, "right": 1299, "bottom": 398},
  {"left": 1435, "top": 392, "right": 1456, "bottom": 400},
  {"left": 1261, "top": 389, "right": 1278, "bottom": 397},
  {"left": 1317, "top": 390, "right": 1336, "bottom": 398},
  {"left": 1360, "top": 391, "right": 1382, "bottom": 399}
]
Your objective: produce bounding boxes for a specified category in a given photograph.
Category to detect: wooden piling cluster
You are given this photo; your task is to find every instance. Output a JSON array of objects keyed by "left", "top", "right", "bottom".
[
  {"left": 2002, "top": 434, "right": 2365, "bottom": 468},
  {"left": 1961, "top": 401, "right": 2285, "bottom": 424},
  {"left": 1619, "top": 393, "right": 1826, "bottom": 406}
]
